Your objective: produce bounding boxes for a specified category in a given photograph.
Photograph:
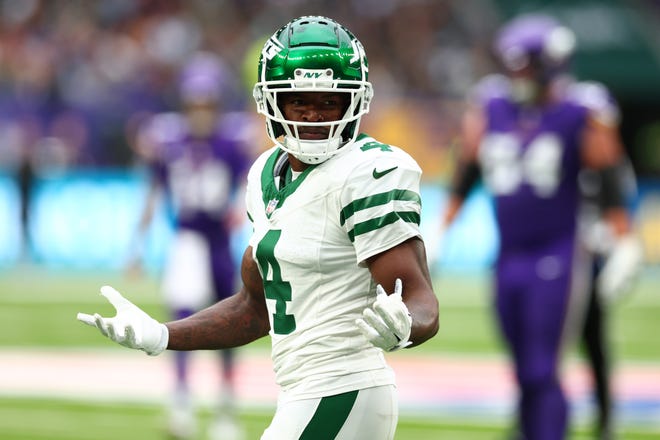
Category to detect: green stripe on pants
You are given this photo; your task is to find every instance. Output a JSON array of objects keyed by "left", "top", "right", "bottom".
[{"left": 299, "top": 390, "right": 359, "bottom": 439}]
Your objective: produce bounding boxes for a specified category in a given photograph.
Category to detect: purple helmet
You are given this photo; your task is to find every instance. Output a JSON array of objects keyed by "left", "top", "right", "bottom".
[
  {"left": 178, "top": 51, "right": 231, "bottom": 103},
  {"left": 494, "top": 14, "right": 576, "bottom": 79}
]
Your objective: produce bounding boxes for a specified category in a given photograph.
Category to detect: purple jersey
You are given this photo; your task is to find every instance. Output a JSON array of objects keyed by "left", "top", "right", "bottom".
[
  {"left": 142, "top": 111, "right": 253, "bottom": 302},
  {"left": 470, "top": 75, "right": 619, "bottom": 439},
  {"left": 144, "top": 111, "right": 251, "bottom": 237},
  {"left": 472, "top": 75, "right": 616, "bottom": 253}
]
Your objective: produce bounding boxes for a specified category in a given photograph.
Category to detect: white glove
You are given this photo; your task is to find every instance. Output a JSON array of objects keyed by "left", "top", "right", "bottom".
[
  {"left": 77, "top": 285, "right": 169, "bottom": 356},
  {"left": 356, "top": 279, "right": 412, "bottom": 352},
  {"left": 597, "top": 235, "right": 644, "bottom": 303}
]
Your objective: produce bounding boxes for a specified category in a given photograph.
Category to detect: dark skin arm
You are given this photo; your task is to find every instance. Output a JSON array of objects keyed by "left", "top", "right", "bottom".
[
  {"left": 165, "top": 246, "right": 270, "bottom": 350},
  {"left": 581, "top": 116, "right": 633, "bottom": 237},
  {"left": 443, "top": 105, "right": 485, "bottom": 226},
  {"left": 166, "top": 238, "right": 438, "bottom": 350},
  {"left": 366, "top": 237, "right": 439, "bottom": 347}
]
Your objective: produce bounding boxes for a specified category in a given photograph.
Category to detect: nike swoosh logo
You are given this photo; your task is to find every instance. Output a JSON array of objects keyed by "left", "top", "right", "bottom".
[{"left": 372, "top": 166, "right": 398, "bottom": 179}]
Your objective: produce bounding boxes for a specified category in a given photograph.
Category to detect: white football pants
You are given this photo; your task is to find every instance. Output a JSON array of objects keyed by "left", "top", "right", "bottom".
[{"left": 261, "top": 385, "right": 398, "bottom": 440}]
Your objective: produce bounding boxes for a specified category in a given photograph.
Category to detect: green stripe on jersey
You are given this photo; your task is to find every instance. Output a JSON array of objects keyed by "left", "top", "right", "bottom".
[
  {"left": 299, "top": 390, "right": 359, "bottom": 439},
  {"left": 347, "top": 211, "right": 420, "bottom": 242},
  {"left": 340, "top": 189, "right": 421, "bottom": 225},
  {"left": 260, "top": 148, "right": 317, "bottom": 217}
]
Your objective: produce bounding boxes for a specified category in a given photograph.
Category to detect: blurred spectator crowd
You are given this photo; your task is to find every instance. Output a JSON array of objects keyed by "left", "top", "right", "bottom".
[
  {"left": 0, "top": 0, "right": 659, "bottom": 181},
  {"left": 1, "top": 0, "right": 660, "bottom": 268},
  {"left": 0, "top": 0, "right": 498, "bottom": 177}
]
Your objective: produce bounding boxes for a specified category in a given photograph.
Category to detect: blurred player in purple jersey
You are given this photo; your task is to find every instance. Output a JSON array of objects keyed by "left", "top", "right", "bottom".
[
  {"left": 129, "top": 51, "right": 255, "bottom": 440},
  {"left": 442, "top": 14, "right": 642, "bottom": 440}
]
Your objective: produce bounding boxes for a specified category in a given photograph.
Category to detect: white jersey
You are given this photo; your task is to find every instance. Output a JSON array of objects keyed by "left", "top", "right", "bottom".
[{"left": 245, "top": 134, "right": 423, "bottom": 401}]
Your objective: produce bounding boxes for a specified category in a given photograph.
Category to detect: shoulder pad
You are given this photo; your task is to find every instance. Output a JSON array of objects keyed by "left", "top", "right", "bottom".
[
  {"left": 567, "top": 81, "right": 620, "bottom": 125},
  {"left": 468, "top": 74, "right": 511, "bottom": 105},
  {"left": 140, "top": 112, "right": 187, "bottom": 145},
  {"left": 345, "top": 136, "right": 421, "bottom": 183}
]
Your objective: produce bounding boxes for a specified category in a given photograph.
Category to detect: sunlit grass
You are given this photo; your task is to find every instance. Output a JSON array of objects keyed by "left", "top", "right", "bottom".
[{"left": 1, "top": 266, "right": 659, "bottom": 438}]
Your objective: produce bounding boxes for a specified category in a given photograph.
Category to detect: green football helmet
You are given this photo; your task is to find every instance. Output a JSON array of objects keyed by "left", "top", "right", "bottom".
[{"left": 253, "top": 16, "right": 373, "bottom": 164}]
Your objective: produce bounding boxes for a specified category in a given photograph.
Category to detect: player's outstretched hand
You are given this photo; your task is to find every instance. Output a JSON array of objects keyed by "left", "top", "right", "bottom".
[
  {"left": 356, "top": 278, "right": 412, "bottom": 352},
  {"left": 598, "top": 234, "right": 644, "bottom": 303},
  {"left": 77, "top": 286, "right": 168, "bottom": 356}
]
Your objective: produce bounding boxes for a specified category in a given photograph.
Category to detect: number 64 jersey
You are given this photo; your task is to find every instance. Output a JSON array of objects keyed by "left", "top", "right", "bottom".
[
  {"left": 473, "top": 75, "right": 619, "bottom": 251},
  {"left": 245, "top": 134, "right": 423, "bottom": 402}
]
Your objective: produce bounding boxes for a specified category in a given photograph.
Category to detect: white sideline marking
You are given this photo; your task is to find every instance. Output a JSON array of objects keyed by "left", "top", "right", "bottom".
[{"left": 1, "top": 348, "right": 659, "bottom": 426}]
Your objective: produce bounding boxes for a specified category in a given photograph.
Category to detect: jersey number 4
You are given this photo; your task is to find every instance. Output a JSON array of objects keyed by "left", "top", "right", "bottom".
[{"left": 256, "top": 230, "right": 296, "bottom": 335}]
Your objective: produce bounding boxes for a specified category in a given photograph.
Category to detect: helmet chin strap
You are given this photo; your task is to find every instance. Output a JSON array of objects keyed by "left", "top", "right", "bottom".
[{"left": 282, "top": 136, "right": 343, "bottom": 165}]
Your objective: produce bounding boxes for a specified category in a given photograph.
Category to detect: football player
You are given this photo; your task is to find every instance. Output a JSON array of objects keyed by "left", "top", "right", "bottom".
[
  {"left": 441, "top": 14, "right": 641, "bottom": 440},
  {"left": 127, "top": 51, "right": 253, "bottom": 439},
  {"left": 578, "top": 157, "right": 641, "bottom": 440},
  {"left": 79, "top": 16, "right": 439, "bottom": 440}
]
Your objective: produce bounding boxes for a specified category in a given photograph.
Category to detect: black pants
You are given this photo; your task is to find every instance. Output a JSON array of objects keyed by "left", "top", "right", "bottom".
[{"left": 581, "top": 259, "right": 612, "bottom": 439}]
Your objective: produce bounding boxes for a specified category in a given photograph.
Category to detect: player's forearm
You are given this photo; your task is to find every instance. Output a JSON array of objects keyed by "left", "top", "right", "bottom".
[
  {"left": 443, "top": 195, "right": 464, "bottom": 226},
  {"left": 165, "top": 292, "right": 270, "bottom": 350},
  {"left": 407, "top": 290, "right": 439, "bottom": 347},
  {"left": 367, "top": 238, "right": 440, "bottom": 348},
  {"left": 603, "top": 206, "right": 632, "bottom": 237}
]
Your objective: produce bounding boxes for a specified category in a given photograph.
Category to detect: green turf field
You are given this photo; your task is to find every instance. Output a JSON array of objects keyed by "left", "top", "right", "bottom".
[
  {"left": 1, "top": 266, "right": 659, "bottom": 439},
  {"left": 1, "top": 397, "right": 658, "bottom": 440}
]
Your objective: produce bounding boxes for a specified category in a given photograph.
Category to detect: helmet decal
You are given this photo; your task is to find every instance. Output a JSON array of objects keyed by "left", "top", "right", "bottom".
[
  {"left": 350, "top": 38, "right": 368, "bottom": 76},
  {"left": 263, "top": 36, "right": 284, "bottom": 62}
]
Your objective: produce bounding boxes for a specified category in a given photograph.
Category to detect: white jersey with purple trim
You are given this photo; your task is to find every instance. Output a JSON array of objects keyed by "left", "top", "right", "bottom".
[{"left": 245, "top": 133, "right": 422, "bottom": 401}]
